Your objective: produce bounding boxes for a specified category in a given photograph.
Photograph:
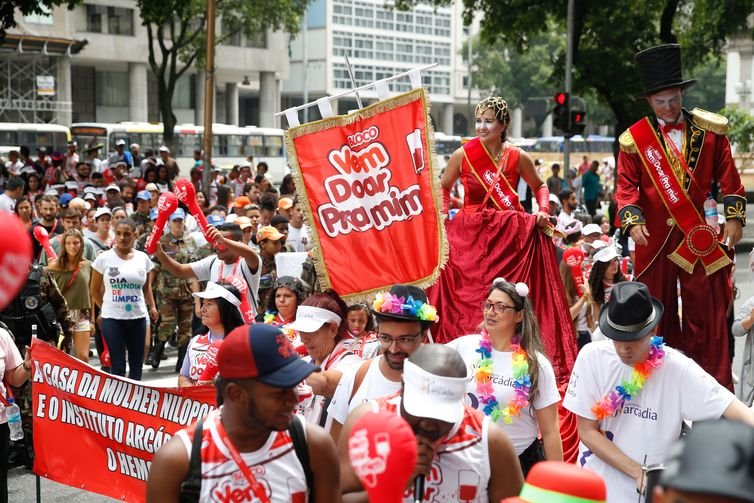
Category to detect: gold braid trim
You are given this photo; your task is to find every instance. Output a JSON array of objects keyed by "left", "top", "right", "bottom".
[
  {"left": 724, "top": 195, "right": 747, "bottom": 225},
  {"left": 667, "top": 251, "right": 696, "bottom": 275},
  {"left": 619, "top": 130, "right": 638, "bottom": 153},
  {"left": 690, "top": 108, "right": 728, "bottom": 135},
  {"left": 703, "top": 254, "right": 733, "bottom": 276}
]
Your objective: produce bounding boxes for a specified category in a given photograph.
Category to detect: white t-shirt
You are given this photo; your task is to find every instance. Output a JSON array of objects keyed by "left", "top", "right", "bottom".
[
  {"left": 558, "top": 210, "right": 576, "bottom": 228},
  {"left": 190, "top": 254, "right": 261, "bottom": 315},
  {"left": 446, "top": 334, "right": 561, "bottom": 455},
  {"left": 0, "top": 193, "right": 15, "bottom": 212},
  {"left": 0, "top": 329, "right": 23, "bottom": 424},
  {"left": 92, "top": 249, "right": 154, "bottom": 319},
  {"left": 287, "top": 224, "right": 309, "bottom": 253},
  {"left": 327, "top": 355, "right": 400, "bottom": 426},
  {"left": 562, "top": 340, "right": 734, "bottom": 503}
]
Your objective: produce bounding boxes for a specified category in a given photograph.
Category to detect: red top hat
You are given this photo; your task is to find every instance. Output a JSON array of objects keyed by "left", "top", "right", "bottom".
[{"left": 502, "top": 461, "right": 606, "bottom": 503}]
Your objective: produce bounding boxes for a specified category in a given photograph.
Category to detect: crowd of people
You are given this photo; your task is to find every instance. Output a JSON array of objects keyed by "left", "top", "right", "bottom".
[{"left": 0, "top": 41, "right": 752, "bottom": 503}]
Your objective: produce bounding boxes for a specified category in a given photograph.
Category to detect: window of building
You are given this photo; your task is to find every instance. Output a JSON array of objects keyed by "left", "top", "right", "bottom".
[
  {"left": 85, "top": 4, "right": 103, "bottom": 33},
  {"left": 96, "top": 71, "right": 129, "bottom": 107},
  {"left": 24, "top": 6, "right": 53, "bottom": 25},
  {"left": 107, "top": 7, "right": 134, "bottom": 36},
  {"left": 172, "top": 75, "right": 194, "bottom": 109},
  {"left": 247, "top": 31, "right": 267, "bottom": 48}
]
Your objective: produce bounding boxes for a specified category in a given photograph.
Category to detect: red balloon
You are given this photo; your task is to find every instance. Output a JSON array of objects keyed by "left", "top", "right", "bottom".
[
  {"left": 348, "top": 410, "right": 417, "bottom": 503},
  {"left": 0, "top": 213, "right": 33, "bottom": 311},
  {"left": 173, "top": 178, "right": 224, "bottom": 250},
  {"left": 224, "top": 274, "right": 254, "bottom": 323},
  {"left": 32, "top": 225, "right": 57, "bottom": 262},
  {"left": 145, "top": 191, "right": 178, "bottom": 254}
]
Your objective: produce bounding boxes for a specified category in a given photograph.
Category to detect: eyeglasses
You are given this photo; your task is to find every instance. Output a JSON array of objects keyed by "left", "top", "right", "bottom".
[
  {"left": 377, "top": 332, "right": 422, "bottom": 347},
  {"left": 482, "top": 301, "right": 517, "bottom": 314}
]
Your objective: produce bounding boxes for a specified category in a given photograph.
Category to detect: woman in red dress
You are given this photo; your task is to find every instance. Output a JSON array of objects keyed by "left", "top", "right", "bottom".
[{"left": 428, "top": 97, "right": 577, "bottom": 383}]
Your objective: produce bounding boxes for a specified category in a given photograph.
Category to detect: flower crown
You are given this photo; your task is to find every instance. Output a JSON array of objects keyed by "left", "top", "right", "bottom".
[
  {"left": 493, "top": 277, "right": 529, "bottom": 298},
  {"left": 372, "top": 292, "right": 438, "bottom": 322}
]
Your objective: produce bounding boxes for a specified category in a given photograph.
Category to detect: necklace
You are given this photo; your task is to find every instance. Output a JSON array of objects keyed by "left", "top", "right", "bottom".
[
  {"left": 474, "top": 330, "right": 531, "bottom": 424},
  {"left": 492, "top": 146, "right": 503, "bottom": 164},
  {"left": 591, "top": 336, "right": 666, "bottom": 420}
]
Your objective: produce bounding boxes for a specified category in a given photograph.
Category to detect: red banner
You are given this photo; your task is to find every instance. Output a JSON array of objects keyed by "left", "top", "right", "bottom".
[
  {"left": 285, "top": 89, "right": 446, "bottom": 299},
  {"left": 30, "top": 339, "right": 217, "bottom": 502}
]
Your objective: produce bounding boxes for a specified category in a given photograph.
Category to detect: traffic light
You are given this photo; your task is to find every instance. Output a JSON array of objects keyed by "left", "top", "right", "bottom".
[
  {"left": 553, "top": 92, "right": 570, "bottom": 132},
  {"left": 569, "top": 110, "right": 587, "bottom": 136}
]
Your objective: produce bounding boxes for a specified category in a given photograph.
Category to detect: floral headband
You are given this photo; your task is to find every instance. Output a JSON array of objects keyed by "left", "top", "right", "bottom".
[
  {"left": 492, "top": 277, "right": 529, "bottom": 298},
  {"left": 475, "top": 97, "right": 511, "bottom": 125},
  {"left": 372, "top": 292, "right": 438, "bottom": 322}
]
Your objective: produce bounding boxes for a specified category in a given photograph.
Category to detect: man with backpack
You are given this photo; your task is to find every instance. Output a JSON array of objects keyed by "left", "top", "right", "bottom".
[{"left": 146, "top": 324, "right": 341, "bottom": 502}]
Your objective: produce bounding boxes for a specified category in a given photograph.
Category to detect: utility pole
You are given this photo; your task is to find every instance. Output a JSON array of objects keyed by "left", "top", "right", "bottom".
[
  {"left": 564, "top": 0, "right": 574, "bottom": 173},
  {"left": 302, "top": 7, "right": 309, "bottom": 123},
  {"left": 202, "top": 0, "right": 216, "bottom": 195},
  {"left": 467, "top": 25, "right": 473, "bottom": 135}
]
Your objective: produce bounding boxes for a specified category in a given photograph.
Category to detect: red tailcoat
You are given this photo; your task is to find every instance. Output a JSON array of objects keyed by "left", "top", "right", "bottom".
[{"left": 616, "top": 108, "right": 746, "bottom": 389}]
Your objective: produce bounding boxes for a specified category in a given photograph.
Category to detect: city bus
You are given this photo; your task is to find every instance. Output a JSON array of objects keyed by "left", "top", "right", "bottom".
[
  {"left": 70, "top": 122, "right": 287, "bottom": 182},
  {"left": 528, "top": 135, "right": 615, "bottom": 169},
  {"left": 0, "top": 123, "right": 71, "bottom": 156}
]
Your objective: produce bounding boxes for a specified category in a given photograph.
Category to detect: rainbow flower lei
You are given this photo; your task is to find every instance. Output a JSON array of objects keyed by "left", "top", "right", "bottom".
[
  {"left": 263, "top": 310, "right": 276, "bottom": 324},
  {"left": 474, "top": 330, "right": 531, "bottom": 424},
  {"left": 591, "top": 336, "right": 666, "bottom": 420},
  {"left": 372, "top": 292, "right": 437, "bottom": 322}
]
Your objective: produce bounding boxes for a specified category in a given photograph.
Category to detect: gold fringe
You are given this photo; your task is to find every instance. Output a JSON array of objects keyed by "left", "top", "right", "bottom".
[
  {"left": 667, "top": 249, "right": 696, "bottom": 274},
  {"left": 283, "top": 88, "right": 448, "bottom": 302},
  {"left": 690, "top": 108, "right": 728, "bottom": 135},
  {"left": 702, "top": 254, "right": 732, "bottom": 276}
]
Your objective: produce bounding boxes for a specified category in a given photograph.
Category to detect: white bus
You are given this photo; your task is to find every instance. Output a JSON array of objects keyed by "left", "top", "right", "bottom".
[
  {"left": 70, "top": 122, "right": 287, "bottom": 182},
  {"left": 0, "top": 123, "right": 71, "bottom": 156}
]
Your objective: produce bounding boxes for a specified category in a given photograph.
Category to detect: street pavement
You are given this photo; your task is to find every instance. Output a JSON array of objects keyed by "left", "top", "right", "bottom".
[{"left": 9, "top": 226, "right": 754, "bottom": 501}]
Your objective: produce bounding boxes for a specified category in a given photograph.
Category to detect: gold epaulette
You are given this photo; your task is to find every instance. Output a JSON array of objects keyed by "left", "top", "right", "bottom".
[
  {"left": 618, "top": 130, "right": 637, "bottom": 154},
  {"left": 690, "top": 108, "right": 728, "bottom": 135}
]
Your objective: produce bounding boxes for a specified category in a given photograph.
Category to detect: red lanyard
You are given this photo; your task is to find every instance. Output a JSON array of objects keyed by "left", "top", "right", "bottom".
[
  {"left": 62, "top": 262, "right": 82, "bottom": 292},
  {"left": 0, "top": 380, "right": 12, "bottom": 407},
  {"left": 219, "top": 258, "right": 240, "bottom": 281},
  {"left": 321, "top": 345, "right": 349, "bottom": 371},
  {"left": 214, "top": 415, "right": 272, "bottom": 503}
]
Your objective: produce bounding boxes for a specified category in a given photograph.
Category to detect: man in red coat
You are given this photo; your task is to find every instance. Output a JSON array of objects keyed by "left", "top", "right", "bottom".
[{"left": 616, "top": 44, "right": 745, "bottom": 389}]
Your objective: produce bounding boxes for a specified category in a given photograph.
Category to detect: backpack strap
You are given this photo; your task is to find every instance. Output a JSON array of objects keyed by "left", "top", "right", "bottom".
[
  {"left": 179, "top": 419, "right": 205, "bottom": 503},
  {"left": 288, "top": 416, "right": 313, "bottom": 491}
]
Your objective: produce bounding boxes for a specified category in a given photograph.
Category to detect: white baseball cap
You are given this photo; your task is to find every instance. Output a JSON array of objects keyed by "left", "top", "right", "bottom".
[
  {"left": 401, "top": 360, "right": 467, "bottom": 424},
  {"left": 105, "top": 183, "right": 120, "bottom": 193},
  {"left": 582, "top": 223, "right": 602, "bottom": 236},
  {"left": 287, "top": 306, "right": 342, "bottom": 333},
  {"left": 94, "top": 207, "right": 112, "bottom": 220},
  {"left": 594, "top": 246, "right": 620, "bottom": 263}
]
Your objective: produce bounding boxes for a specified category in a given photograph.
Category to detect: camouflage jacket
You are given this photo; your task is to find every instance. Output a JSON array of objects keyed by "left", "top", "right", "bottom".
[{"left": 152, "top": 232, "right": 198, "bottom": 297}]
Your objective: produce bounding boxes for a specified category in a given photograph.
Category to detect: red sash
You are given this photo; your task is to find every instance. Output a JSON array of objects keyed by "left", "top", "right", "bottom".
[
  {"left": 629, "top": 118, "right": 731, "bottom": 275},
  {"left": 462, "top": 138, "right": 523, "bottom": 212}
]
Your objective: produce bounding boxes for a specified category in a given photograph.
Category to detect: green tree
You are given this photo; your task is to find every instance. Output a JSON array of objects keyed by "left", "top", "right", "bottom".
[
  {"left": 397, "top": 0, "right": 753, "bottom": 137},
  {"left": 720, "top": 106, "right": 754, "bottom": 153},
  {"left": 137, "top": 0, "right": 308, "bottom": 147},
  {"left": 0, "top": 0, "right": 81, "bottom": 36}
]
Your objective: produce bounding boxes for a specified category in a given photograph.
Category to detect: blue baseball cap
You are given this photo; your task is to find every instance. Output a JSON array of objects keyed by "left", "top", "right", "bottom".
[
  {"left": 217, "top": 324, "right": 319, "bottom": 387},
  {"left": 59, "top": 193, "right": 74, "bottom": 206},
  {"left": 149, "top": 208, "right": 158, "bottom": 221},
  {"left": 169, "top": 208, "right": 186, "bottom": 221},
  {"left": 207, "top": 214, "right": 225, "bottom": 226},
  {"left": 136, "top": 190, "right": 152, "bottom": 201}
]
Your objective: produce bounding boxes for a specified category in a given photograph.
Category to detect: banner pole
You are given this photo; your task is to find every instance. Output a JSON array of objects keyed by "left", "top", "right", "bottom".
[
  {"left": 36, "top": 473, "right": 41, "bottom": 503},
  {"left": 343, "top": 53, "right": 363, "bottom": 110}
]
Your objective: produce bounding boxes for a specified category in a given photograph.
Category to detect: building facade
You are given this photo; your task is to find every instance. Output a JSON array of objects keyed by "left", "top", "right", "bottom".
[
  {"left": 2, "top": 1, "right": 289, "bottom": 127},
  {"left": 282, "top": 0, "right": 481, "bottom": 135}
]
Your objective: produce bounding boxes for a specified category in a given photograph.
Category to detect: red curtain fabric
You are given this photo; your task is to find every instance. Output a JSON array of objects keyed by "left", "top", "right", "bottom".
[{"left": 427, "top": 208, "right": 578, "bottom": 385}]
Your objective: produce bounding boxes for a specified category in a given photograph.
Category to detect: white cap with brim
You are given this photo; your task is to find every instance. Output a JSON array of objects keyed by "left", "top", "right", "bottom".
[
  {"left": 582, "top": 223, "right": 602, "bottom": 236},
  {"left": 192, "top": 282, "right": 241, "bottom": 307},
  {"left": 548, "top": 194, "right": 560, "bottom": 204},
  {"left": 105, "top": 184, "right": 120, "bottom": 192},
  {"left": 402, "top": 360, "right": 466, "bottom": 424},
  {"left": 593, "top": 246, "right": 620, "bottom": 263},
  {"left": 287, "top": 305, "right": 342, "bottom": 333},
  {"left": 94, "top": 207, "right": 112, "bottom": 220}
]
